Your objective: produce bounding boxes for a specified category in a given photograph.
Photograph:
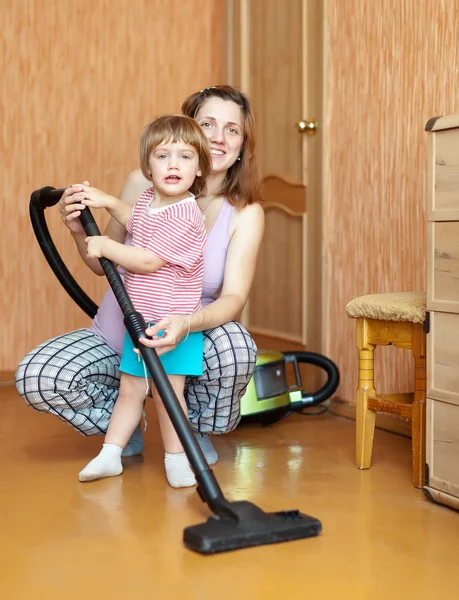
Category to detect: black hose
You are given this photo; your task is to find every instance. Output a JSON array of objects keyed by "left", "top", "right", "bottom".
[
  {"left": 30, "top": 187, "right": 340, "bottom": 417},
  {"left": 283, "top": 350, "right": 340, "bottom": 408},
  {"left": 29, "top": 187, "right": 98, "bottom": 318}
]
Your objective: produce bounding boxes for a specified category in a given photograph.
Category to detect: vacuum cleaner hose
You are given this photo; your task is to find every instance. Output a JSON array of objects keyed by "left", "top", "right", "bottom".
[
  {"left": 29, "top": 186, "right": 340, "bottom": 414},
  {"left": 29, "top": 186, "right": 98, "bottom": 318},
  {"left": 283, "top": 350, "right": 340, "bottom": 408}
]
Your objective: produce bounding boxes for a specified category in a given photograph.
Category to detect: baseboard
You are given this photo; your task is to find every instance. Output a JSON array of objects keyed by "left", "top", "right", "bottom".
[
  {"left": 329, "top": 398, "right": 412, "bottom": 438},
  {"left": 0, "top": 371, "right": 15, "bottom": 387},
  {"left": 423, "top": 486, "right": 459, "bottom": 512}
]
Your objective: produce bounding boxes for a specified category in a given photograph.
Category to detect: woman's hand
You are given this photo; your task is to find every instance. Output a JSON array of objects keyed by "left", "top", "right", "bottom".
[
  {"left": 138, "top": 315, "right": 189, "bottom": 356},
  {"left": 59, "top": 181, "right": 90, "bottom": 235}
]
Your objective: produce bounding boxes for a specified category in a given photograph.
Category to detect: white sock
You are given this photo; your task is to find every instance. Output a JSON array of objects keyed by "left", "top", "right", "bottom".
[
  {"left": 79, "top": 444, "right": 123, "bottom": 482},
  {"left": 197, "top": 436, "right": 219, "bottom": 465},
  {"left": 164, "top": 452, "right": 196, "bottom": 488}
]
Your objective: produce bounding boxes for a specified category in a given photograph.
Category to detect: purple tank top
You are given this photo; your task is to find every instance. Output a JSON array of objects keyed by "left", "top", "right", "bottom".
[{"left": 90, "top": 198, "right": 234, "bottom": 355}]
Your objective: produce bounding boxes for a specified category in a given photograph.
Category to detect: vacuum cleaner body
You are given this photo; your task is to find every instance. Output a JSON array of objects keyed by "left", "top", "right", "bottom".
[
  {"left": 240, "top": 350, "right": 339, "bottom": 424},
  {"left": 240, "top": 351, "right": 303, "bottom": 423}
]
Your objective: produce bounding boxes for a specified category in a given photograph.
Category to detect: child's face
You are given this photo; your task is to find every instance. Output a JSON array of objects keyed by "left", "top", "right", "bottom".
[{"left": 149, "top": 140, "right": 201, "bottom": 199}]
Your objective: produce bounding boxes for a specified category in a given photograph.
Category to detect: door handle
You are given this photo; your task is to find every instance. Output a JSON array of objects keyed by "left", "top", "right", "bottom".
[{"left": 295, "top": 119, "right": 317, "bottom": 135}]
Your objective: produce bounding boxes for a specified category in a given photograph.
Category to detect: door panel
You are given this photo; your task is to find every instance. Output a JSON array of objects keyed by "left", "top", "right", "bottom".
[
  {"left": 249, "top": 176, "right": 307, "bottom": 345},
  {"left": 249, "top": 0, "right": 305, "bottom": 183}
]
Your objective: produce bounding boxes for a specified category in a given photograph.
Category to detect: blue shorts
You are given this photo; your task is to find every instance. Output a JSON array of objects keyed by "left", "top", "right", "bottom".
[{"left": 119, "top": 328, "right": 203, "bottom": 378}]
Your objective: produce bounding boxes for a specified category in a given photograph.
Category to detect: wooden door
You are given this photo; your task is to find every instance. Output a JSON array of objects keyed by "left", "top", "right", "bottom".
[{"left": 227, "top": 0, "right": 324, "bottom": 358}]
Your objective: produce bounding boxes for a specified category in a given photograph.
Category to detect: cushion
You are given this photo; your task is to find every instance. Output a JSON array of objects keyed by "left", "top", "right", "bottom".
[{"left": 345, "top": 292, "right": 426, "bottom": 324}]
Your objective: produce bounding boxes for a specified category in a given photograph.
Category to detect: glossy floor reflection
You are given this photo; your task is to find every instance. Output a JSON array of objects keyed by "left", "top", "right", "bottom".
[{"left": 1, "top": 385, "right": 459, "bottom": 600}]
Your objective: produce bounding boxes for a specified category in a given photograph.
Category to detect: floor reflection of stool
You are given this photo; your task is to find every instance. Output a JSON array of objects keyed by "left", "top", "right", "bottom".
[{"left": 346, "top": 292, "right": 427, "bottom": 488}]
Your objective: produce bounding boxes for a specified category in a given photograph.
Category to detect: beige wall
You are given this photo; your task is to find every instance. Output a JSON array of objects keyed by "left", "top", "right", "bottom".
[
  {"left": 0, "top": 0, "right": 225, "bottom": 372},
  {"left": 325, "top": 0, "right": 459, "bottom": 406}
]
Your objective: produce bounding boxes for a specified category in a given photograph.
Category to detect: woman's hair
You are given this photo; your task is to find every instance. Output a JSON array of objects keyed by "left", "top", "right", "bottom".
[
  {"left": 181, "top": 85, "right": 260, "bottom": 207},
  {"left": 140, "top": 115, "right": 212, "bottom": 198}
]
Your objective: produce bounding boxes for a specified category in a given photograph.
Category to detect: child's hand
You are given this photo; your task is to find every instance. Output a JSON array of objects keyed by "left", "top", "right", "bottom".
[
  {"left": 85, "top": 236, "right": 109, "bottom": 259},
  {"left": 80, "top": 185, "right": 114, "bottom": 210}
]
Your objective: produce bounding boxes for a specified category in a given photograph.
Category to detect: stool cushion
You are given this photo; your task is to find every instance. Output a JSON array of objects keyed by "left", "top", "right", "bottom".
[{"left": 345, "top": 291, "right": 426, "bottom": 324}]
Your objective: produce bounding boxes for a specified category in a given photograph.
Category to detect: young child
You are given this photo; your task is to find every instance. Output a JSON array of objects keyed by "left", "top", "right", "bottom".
[{"left": 77, "top": 115, "right": 211, "bottom": 488}]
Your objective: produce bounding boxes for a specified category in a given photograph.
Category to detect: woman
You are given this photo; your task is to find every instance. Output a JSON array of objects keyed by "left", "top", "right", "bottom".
[{"left": 15, "top": 85, "right": 264, "bottom": 465}]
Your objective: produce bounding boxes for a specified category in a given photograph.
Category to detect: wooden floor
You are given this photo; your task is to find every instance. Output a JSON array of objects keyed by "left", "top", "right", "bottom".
[{"left": 1, "top": 385, "right": 459, "bottom": 600}]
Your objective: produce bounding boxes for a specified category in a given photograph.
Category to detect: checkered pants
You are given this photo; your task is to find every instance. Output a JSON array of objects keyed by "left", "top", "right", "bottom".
[{"left": 15, "top": 323, "right": 257, "bottom": 436}]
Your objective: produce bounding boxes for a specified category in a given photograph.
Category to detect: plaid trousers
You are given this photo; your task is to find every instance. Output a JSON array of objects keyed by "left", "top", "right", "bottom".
[{"left": 15, "top": 322, "right": 257, "bottom": 436}]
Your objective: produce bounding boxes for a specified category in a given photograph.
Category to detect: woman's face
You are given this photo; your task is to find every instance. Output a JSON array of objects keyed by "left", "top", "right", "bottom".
[{"left": 194, "top": 98, "right": 244, "bottom": 176}]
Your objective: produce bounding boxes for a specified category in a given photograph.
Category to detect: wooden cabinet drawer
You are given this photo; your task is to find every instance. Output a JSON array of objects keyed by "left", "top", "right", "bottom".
[
  {"left": 427, "top": 311, "right": 459, "bottom": 404},
  {"left": 426, "top": 397, "right": 459, "bottom": 498},
  {"left": 427, "top": 221, "right": 459, "bottom": 312},
  {"left": 428, "top": 128, "right": 459, "bottom": 221}
]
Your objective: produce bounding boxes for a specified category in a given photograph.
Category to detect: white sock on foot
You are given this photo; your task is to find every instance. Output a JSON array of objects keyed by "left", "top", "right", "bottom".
[
  {"left": 197, "top": 436, "right": 219, "bottom": 465},
  {"left": 164, "top": 452, "right": 196, "bottom": 488},
  {"left": 79, "top": 444, "right": 123, "bottom": 482}
]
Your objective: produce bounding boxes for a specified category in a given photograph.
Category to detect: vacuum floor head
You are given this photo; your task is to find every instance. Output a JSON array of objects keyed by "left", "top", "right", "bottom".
[{"left": 183, "top": 500, "right": 322, "bottom": 554}]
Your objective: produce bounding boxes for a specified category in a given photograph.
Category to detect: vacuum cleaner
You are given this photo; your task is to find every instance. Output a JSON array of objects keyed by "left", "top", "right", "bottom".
[
  {"left": 240, "top": 349, "right": 339, "bottom": 424},
  {"left": 29, "top": 186, "right": 322, "bottom": 555}
]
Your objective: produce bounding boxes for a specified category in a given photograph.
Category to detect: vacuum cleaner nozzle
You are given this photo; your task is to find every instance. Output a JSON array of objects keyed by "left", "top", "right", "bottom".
[{"left": 183, "top": 500, "right": 322, "bottom": 554}]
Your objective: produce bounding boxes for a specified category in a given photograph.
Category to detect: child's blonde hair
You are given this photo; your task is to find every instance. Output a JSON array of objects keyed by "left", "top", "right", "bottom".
[{"left": 140, "top": 115, "right": 211, "bottom": 198}]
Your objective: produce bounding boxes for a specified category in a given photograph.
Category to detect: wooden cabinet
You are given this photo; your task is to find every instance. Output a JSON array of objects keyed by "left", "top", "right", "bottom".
[
  {"left": 424, "top": 115, "right": 459, "bottom": 510},
  {"left": 427, "top": 221, "right": 459, "bottom": 312}
]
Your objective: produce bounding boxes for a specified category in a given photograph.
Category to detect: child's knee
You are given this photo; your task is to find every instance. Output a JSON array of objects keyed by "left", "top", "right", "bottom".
[{"left": 119, "top": 373, "right": 147, "bottom": 401}]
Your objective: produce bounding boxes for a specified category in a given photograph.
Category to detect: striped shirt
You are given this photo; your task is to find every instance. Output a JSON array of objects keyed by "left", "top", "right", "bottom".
[{"left": 124, "top": 188, "right": 206, "bottom": 322}]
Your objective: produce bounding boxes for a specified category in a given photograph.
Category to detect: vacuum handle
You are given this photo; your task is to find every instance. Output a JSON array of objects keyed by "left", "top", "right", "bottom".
[
  {"left": 284, "top": 354, "right": 303, "bottom": 390},
  {"left": 78, "top": 200, "right": 103, "bottom": 237},
  {"left": 30, "top": 186, "right": 67, "bottom": 209},
  {"left": 77, "top": 206, "right": 140, "bottom": 319}
]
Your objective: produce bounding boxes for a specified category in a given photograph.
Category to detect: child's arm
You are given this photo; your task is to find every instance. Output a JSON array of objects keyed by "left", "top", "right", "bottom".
[
  {"left": 86, "top": 236, "right": 166, "bottom": 273},
  {"left": 80, "top": 185, "right": 133, "bottom": 227}
]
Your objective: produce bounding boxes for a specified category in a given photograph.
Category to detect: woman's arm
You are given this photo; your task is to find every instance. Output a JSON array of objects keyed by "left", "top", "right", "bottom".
[
  {"left": 192, "top": 202, "right": 265, "bottom": 331},
  {"left": 141, "top": 202, "right": 265, "bottom": 351}
]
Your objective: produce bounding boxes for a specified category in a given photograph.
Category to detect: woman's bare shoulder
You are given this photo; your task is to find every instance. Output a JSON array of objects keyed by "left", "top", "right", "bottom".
[
  {"left": 119, "top": 169, "right": 151, "bottom": 205},
  {"left": 233, "top": 201, "right": 265, "bottom": 229},
  {"left": 228, "top": 201, "right": 264, "bottom": 249}
]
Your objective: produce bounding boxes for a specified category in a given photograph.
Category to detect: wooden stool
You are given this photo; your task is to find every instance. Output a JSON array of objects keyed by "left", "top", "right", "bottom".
[{"left": 345, "top": 292, "right": 427, "bottom": 488}]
